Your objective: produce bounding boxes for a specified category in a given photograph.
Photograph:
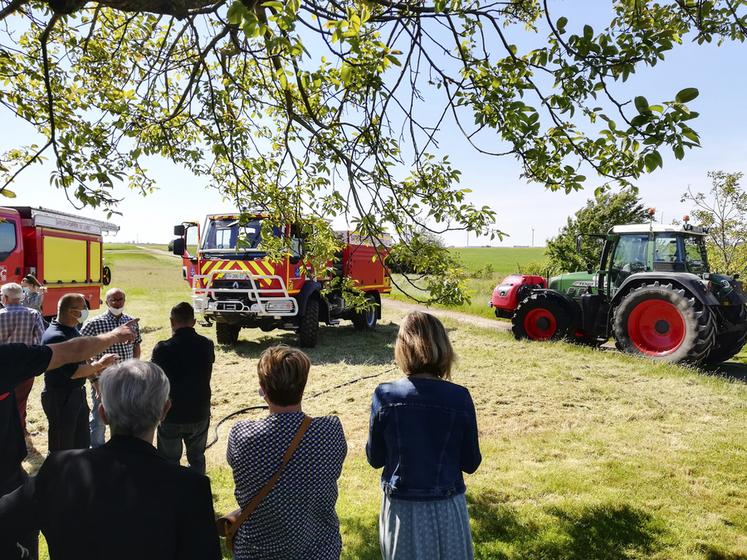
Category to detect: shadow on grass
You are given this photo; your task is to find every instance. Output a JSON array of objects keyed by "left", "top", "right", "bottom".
[
  {"left": 468, "top": 490, "right": 665, "bottom": 560},
  {"left": 704, "top": 359, "right": 747, "bottom": 383},
  {"left": 224, "top": 321, "right": 400, "bottom": 366},
  {"left": 698, "top": 544, "right": 747, "bottom": 560}
]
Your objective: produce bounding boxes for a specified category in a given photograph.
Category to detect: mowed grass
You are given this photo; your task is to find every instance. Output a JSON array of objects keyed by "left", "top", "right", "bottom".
[
  {"left": 389, "top": 246, "right": 548, "bottom": 318},
  {"left": 24, "top": 245, "right": 747, "bottom": 560}
]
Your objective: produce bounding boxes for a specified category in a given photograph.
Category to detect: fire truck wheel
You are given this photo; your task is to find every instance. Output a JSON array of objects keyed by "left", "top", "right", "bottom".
[
  {"left": 102, "top": 266, "right": 112, "bottom": 286},
  {"left": 352, "top": 295, "right": 378, "bottom": 331},
  {"left": 216, "top": 322, "right": 240, "bottom": 345},
  {"left": 298, "top": 298, "right": 320, "bottom": 348}
]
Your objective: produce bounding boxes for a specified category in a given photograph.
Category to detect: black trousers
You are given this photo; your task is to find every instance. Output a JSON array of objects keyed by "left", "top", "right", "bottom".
[
  {"left": 41, "top": 387, "right": 90, "bottom": 452},
  {"left": 0, "top": 468, "right": 38, "bottom": 560}
]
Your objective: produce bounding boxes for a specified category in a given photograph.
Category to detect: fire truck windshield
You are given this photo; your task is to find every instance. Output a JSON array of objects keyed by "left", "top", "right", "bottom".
[{"left": 202, "top": 218, "right": 263, "bottom": 251}]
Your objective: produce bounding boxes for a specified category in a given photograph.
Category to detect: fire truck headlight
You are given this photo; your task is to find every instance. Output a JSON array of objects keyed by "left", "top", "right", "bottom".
[
  {"left": 192, "top": 297, "right": 208, "bottom": 312},
  {"left": 265, "top": 300, "right": 295, "bottom": 312}
]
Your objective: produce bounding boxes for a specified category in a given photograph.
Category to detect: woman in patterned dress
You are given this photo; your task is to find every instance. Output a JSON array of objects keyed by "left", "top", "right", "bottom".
[
  {"left": 227, "top": 345, "right": 347, "bottom": 560},
  {"left": 366, "top": 311, "right": 482, "bottom": 560}
]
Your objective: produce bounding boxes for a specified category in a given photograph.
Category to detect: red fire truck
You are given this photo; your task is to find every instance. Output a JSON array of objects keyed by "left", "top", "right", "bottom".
[
  {"left": 171, "top": 213, "right": 391, "bottom": 347},
  {"left": 0, "top": 206, "right": 118, "bottom": 317}
]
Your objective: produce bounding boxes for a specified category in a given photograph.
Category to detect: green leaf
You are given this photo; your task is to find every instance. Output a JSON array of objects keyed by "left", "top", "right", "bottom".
[
  {"left": 675, "top": 87, "right": 699, "bottom": 103},
  {"left": 634, "top": 96, "right": 649, "bottom": 114},
  {"left": 583, "top": 25, "right": 593, "bottom": 41},
  {"left": 0, "top": 188, "right": 16, "bottom": 198},
  {"left": 556, "top": 17, "right": 568, "bottom": 34},
  {"left": 226, "top": 1, "right": 245, "bottom": 25}
]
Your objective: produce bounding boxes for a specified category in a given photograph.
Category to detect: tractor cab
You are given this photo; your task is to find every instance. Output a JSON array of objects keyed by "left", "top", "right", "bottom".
[{"left": 602, "top": 224, "right": 709, "bottom": 296}]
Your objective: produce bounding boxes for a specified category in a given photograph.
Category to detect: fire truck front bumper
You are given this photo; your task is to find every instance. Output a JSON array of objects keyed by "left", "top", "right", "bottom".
[{"left": 193, "top": 295, "right": 298, "bottom": 316}]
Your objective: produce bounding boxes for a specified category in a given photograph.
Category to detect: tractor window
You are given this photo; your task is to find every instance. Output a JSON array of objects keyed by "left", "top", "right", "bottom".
[
  {"left": 654, "top": 235, "right": 679, "bottom": 263},
  {"left": 609, "top": 235, "right": 649, "bottom": 290},
  {"left": 0, "top": 221, "right": 16, "bottom": 261},
  {"left": 653, "top": 234, "right": 686, "bottom": 272},
  {"left": 683, "top": 236, "right": 708, "bottom": 274}
]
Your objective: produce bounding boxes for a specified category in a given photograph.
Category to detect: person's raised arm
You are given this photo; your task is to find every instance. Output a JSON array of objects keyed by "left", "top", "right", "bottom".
[{"left": 46, "top": 320, "right": 138, "bottom": 370}]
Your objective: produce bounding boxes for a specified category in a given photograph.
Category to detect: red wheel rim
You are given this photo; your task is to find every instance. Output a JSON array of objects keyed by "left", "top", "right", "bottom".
[
  {"left": 523, "top": 308, "right": 558, "bottom": 340},
  {"left": 627, "top": 299, "right": 686, "bottom": 356}
]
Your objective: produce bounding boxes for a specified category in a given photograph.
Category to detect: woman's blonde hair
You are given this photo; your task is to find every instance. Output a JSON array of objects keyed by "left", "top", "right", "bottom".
[
  {"left": 257, "top": 345, "right": 310, "bottom": 406},
  {"left": 394, "top": 311, "right": 454, "bottom": 379}
]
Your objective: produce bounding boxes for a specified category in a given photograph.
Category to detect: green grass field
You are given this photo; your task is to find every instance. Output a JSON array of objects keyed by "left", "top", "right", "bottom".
[{"left": 26, "top": 244, "right": 747, "bottom": 559}]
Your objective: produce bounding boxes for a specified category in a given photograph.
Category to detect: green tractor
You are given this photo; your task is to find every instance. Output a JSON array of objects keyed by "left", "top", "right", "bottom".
[{"left": 490, "top": 222, "right": 747, "bottom": 365}]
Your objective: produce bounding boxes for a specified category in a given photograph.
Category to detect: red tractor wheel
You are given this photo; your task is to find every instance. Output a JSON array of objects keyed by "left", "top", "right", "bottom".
[
  {"left": 613, "top": 282, "right": 715, "bottom": 363},
  {"left": 512, "top": 293, "right": 570, "bottom": 341}
]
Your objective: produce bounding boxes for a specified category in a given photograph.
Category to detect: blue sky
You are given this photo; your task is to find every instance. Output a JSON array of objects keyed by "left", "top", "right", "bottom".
[{"left": 2, "top": 3, "right": 746, "bottom": 247}]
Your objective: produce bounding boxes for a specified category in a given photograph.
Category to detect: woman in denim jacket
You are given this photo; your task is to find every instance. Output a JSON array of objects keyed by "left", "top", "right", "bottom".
[{"left": 366, "top": 311, "right": 481, "bottom": 560}]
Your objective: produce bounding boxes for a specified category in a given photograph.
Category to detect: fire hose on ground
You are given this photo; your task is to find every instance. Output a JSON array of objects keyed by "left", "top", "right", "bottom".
[{"left": 205, "top": 366, "right": 397, "bottom": 450}]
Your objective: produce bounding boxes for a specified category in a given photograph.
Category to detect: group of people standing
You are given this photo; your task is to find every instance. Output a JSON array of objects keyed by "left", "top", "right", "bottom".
[{"left": 0, "top": 278, "right": 482, "bottom": 560}]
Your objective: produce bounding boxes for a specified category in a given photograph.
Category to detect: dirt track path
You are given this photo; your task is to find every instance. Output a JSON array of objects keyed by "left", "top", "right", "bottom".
[
  {"left": 383, "top": 297, "right": 511, "bottom": 332},
  {"left": 136, "top": 245, "right": 180, "bottom": 258}
]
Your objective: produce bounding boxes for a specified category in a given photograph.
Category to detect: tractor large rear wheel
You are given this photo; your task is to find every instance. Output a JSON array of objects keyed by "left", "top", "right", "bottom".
[
  {"left": 512, "top": 293, "right": 571, "bottom": 341},
  {"left": 613, "top": 283, "right": 715, "bottom": 364}
]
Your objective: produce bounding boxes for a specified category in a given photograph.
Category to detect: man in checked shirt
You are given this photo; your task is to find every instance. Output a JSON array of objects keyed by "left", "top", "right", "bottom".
[
  {"left": 0, "top": 283, "right": 46, "bottom": 435},
  {"left": 80, "top": 288, "right": 141, "bottom": 447}
]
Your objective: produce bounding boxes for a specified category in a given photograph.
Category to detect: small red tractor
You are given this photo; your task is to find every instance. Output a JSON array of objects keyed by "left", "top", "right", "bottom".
[
  {"left": 490, "top": 222, "right": 747, "bottom": 365},
  {"left": 171, "top": 213, "right": 391, "bottom": 347}
]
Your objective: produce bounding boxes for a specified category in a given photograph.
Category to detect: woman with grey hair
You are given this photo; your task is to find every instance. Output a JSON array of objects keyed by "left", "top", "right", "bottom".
[{"left": 0, "top": 359, "right": 221, "bottom": 560}]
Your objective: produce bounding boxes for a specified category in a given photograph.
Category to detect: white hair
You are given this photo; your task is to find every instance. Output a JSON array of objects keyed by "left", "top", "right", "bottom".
[
  {"left": 99, "top": 360, "right": 170, "bottom": 437},
  {"left": 1, "top": 282, "right": 23, "bottom": 301},
  {"left": 105, "top": 287, "right": 124, "bottom": 301}
]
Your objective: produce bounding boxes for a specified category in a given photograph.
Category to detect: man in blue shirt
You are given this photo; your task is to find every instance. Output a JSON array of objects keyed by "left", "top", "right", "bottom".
[{"left": 42, "top": 294, "right": 117, "bottom": 452}]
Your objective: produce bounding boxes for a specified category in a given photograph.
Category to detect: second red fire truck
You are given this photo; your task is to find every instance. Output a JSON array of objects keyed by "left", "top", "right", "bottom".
[{"left": 171, "top": 213, "right": 391, "bottom": 347}]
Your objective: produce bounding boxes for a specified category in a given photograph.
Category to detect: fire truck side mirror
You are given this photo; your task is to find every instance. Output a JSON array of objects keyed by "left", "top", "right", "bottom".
[
  {"left": 171, "top": 238, "right": 185, "bottom": 256},
  {"left": 174, "top": 224, "right": 186, "bottom": 236}
]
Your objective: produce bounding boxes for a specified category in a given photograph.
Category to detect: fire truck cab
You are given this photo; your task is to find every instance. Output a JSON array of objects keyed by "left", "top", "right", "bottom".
[{"left": 171, "top": 213, "right": 391, "bottom": 347}]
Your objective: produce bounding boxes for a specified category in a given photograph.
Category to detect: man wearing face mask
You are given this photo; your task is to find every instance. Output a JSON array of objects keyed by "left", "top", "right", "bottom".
[
  {"left": 41, "top": 293, "right": 118, "bottom": 452},
  {"left": 80, "top": 287, "right": 141, "bottom": 448},
  {"left": 0, "top": 283, "right": 46, "bottom": 436}
]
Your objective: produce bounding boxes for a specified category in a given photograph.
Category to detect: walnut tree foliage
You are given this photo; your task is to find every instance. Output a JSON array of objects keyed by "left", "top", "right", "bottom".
[
  {"left": 0, "top": 0, "right": 745, "bottom": 303},
  {"left": 546, "top": 189, "right": 648, "bottom": 272}
]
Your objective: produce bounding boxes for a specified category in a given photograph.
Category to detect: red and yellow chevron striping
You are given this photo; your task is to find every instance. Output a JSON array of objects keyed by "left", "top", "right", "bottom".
[{"left": 200, "top": 259, "right": 277, "bottom": 287}]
